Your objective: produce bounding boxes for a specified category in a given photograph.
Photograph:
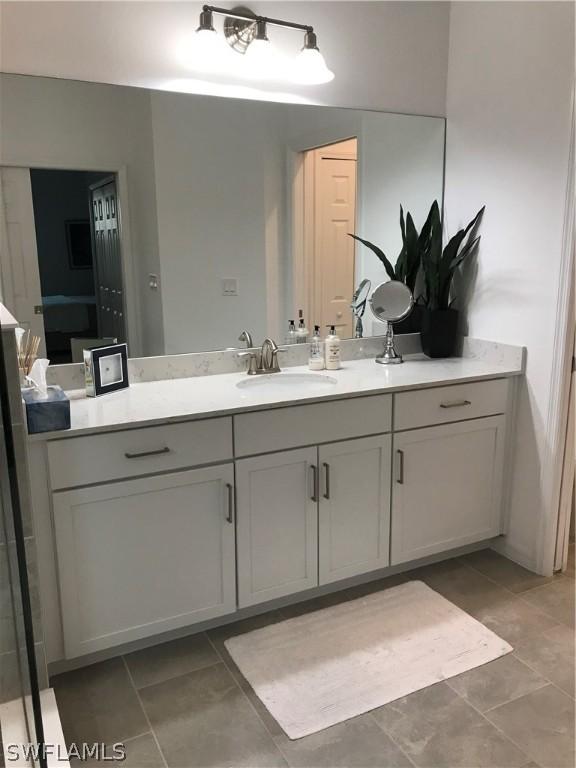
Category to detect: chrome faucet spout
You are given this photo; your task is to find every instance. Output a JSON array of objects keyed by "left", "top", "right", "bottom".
[
  {"left": 238, "top": 330, "right": 254, "bottom": 349},
  {"left": 261, "top": 338, "right": 281, "bottom": 373}
]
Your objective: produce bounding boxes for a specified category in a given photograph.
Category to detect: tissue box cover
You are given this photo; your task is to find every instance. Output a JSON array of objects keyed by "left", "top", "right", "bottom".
[{"left": 22, "top": 386, "right": 70, "bottom": 434}]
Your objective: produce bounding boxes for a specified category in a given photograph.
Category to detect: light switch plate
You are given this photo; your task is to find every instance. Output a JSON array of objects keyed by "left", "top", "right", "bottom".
[
  {"left": 149, "top": 274, "right": 159, "bottom": 290},
  {"left": 221, "top": 278, "right": 238, "bottom": 296}
]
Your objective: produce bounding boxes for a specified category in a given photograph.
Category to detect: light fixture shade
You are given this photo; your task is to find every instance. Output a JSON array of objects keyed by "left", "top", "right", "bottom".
[
  {"left": 244, "top": 36, "right": 286, "bottom": 80},
  {"left": 188, "top": 27, "right": 233, "bottom": 73},
  {"left": 291, "top": 46, "right": 334, "bottom": 85}
]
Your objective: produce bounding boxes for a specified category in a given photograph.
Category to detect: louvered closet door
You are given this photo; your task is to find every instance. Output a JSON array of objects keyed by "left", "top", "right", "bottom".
[{"left": 90, "top": 179, "right": 126, "bottom": 343}]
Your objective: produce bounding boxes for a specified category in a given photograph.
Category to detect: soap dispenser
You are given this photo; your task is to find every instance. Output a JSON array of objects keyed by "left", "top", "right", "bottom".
[
  {"left": 325, "top": 325, "right": 341, "bottom": 370},
  {"left": 309, "top": 326, "right": 325, "bottom": 371},
  {"left": 296, "top": 310, "right": 309, "bottom": 344},
  {"left": 285, "top": 320, "right": 297, "bottom": 345}
]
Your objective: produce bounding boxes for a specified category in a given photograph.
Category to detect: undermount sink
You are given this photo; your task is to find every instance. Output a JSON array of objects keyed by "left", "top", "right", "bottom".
[{"left": 236, "top": 372, "right": 338, "bottom": 393}]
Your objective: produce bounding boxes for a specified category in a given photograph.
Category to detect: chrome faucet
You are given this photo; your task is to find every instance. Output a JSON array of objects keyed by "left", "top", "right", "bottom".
[
  {"left": 238, "top": 337, "right": 283, "bottom": 375},
  {"left": 238, "top": 329, "right": 254, "bottom": 349}
]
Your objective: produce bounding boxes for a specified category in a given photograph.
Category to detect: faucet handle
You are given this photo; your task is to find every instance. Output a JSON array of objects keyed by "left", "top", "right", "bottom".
[{"left": 237, "top": 349, "right": 260, "bottom": 375}]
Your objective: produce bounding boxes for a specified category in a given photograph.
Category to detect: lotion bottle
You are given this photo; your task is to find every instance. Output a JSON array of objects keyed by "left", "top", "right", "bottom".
[
  {"left": 285, "top": 320, "right": 297, "bottom": 345},
  {"left": 308, "top": 326, "right": 325, "bottom": 371},
  {"left": 325, "top": 325, "right": 341, "bottom": 370},
  {"left": 296, "top": 310, "right": 309, "bottom": 344}
]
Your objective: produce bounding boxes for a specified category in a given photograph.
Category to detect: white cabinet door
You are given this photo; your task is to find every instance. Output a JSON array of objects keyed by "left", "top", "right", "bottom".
[
  {"left": 391, "top": 416, "right": 506, "bottom": 565},
  {"left": 318, "top": 435, "right": 391, "bottom": 585},
  {"left": 53, "top": 465, "right": 236, "bottom": 658},
  {"left": 236, "top": 448, "right": 318, "bottom": 607}
]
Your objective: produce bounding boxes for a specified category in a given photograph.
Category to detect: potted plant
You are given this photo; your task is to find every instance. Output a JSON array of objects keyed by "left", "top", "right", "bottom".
[
  {"left": 419, "top": 201, "right": 484, "bottom": 358},
  {"left": 349, "top": 205, "right": 433, "bottom": 333}
]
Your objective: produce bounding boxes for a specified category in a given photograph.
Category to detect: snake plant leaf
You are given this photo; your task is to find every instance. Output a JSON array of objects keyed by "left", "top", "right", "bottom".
[
  {"left": 348, "top": 233, "right": 396, "bottom": 281},
  {"left": 403, "top": 212, "right": 421, "bottom": 292}
]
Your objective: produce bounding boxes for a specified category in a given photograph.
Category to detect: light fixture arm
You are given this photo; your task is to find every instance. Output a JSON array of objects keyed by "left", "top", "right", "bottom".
[{"left": 203, "top": 4, "right": 314, "bottom": 34}]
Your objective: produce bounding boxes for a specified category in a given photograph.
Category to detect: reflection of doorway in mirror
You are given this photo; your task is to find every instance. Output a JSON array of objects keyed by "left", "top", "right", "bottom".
[
  {"left": 299, "top": 138, "right": 357, "bottom": 339},
  {"left": 0, "top": 167, "right": 125, "bottom": 364}
]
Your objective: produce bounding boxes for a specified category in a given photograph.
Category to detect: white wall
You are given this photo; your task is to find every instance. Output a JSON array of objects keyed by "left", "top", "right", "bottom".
[
  {"left": 0, "top": 74, "right": 164, "bottom": 356},
  {"left": 0, "top": 1, "right": 450, "bottom": 116},
  {"left": 444, "top": 1, "right": 574, "bottom": 572}
]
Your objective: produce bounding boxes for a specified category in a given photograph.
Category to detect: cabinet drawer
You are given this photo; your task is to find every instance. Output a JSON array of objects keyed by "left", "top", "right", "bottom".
[
  {"left": 394, "top": 379, "right": 509, "bottom": 431},
  {"left": 48, "top": 418, "right": 233, "bottom": 490},
  {"left": 234, "top": 395, "right": 392, "bottom": 457}
]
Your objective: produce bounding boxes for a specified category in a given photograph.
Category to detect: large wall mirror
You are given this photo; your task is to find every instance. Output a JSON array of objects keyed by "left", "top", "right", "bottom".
[{"left": 0, "top": 73, "right": 445, "bottom": 363}]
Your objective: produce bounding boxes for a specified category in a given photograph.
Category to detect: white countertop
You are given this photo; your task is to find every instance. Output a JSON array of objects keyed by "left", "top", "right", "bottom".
[{"left": 33, "top": 353, "right": 524, "bottom": 441}]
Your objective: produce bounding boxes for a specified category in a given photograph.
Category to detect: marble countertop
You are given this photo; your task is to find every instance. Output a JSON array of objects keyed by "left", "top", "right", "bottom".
[{"left": 31, "top": 352, "right": 524, "bottom": 441}]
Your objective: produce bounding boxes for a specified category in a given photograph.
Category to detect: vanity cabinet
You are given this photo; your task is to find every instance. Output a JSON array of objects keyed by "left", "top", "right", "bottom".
[
  {"left": 236, "top": 448, "right": 318, "bottom": 608},
  {"left": 318, "top": 435, "right": 391, "bottom": 585},
  {"left": 53, "top": 464, "right": 236, "bottom": 657},
  {"left": 236, "top": 435, "right": 392, "bottom": 607},
  {"left": 390, "top": 416, "right": 506, "bottom": 565},
  {"left": 34, "top": 374, "right": 516, "bottom": 663}
]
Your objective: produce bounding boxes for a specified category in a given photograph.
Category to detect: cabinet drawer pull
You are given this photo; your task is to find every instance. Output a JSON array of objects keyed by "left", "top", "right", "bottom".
[
  {"left": 225, "top": 483, "right": 234, "bottom": 524},
  {"left": 396, "top": 449, "right": 405, "bottom": 484},
  {"left": 309, "top": 464, "right": 318, "bottom": 502},
  {"left": 323, "top": 462, "right": 331, "bottom": 500},
  {"left": 439, "top": 399, "right": 471, "bottom": 409},
  {"left": 124, "top": 446, "right": 171, "bottom": 459}
]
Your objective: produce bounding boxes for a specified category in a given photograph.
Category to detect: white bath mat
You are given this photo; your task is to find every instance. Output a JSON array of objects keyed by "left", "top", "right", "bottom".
[{"left": 225, "top": 580, "right": 512, "bottom": 739}]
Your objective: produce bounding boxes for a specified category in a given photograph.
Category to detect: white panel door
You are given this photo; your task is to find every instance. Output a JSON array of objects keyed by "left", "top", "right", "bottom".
[
  {"left": 391, "top": 416, "right": 506, "bottom": 565},
  {"left": 236, "top": 448, "right": 318, "bottom": 608},
  {"left": 319, "top": 435, "right": 391, "bottom": 585},
  {"left": 0, "top": 167, "right": 46, "bottom": 350},
  {"left": 53, "top": 464, "right": 236, "bottom": 658},
  {"left": 314, "top": 148, "right": 357, "bottom": 338}
]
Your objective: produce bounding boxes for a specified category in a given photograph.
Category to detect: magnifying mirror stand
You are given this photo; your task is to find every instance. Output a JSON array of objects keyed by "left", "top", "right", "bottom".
[
  {"left": 376, "top": 322, "right": 403, "bottom": 365},
  {"left": 354, "top": 315, "right": 364, "bottom": 339}
]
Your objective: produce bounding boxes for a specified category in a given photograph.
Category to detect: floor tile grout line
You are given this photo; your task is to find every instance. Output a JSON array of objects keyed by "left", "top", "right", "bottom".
[
  {"left": 367, "top": 711, "right": 418, "bottom": 768},
  {"left": 204, "top": 632, "right": 290, "bottom": 766},
  {"left": 127, "top": 657, "right": 223, "bottom": 694},
  {"left": 509, "top": 650, "right": 576, "bottom": 702},
  {"left": 458, "top": 555, "right": 574, "bottom": 629},
  {"left": 447, "top": 676, "right": 545, "bottom": 765},
  {"left": 445, "top": 671, "right": 550, "bottom": 714},
  {"left": 456, "top": 556, "right": 546, "bottom": 597},
  {"left": 121, "top": 656, "right": 169, "bottom": 768}
]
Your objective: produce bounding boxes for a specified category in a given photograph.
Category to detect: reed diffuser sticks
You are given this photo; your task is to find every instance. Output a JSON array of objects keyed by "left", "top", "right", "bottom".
[{"left": 17, "top": 329, "right": 41, "bottom": 380}]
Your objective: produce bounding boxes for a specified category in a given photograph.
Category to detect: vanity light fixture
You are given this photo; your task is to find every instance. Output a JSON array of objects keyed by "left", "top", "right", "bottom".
[{"left": 193, "top": 5, "right": 335, "bottom": 84}]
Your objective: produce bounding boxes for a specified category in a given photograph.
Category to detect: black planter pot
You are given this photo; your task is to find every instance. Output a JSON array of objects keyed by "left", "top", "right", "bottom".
[
  {"left": 393, "top": 304, "right": 424, "bottom": 335},
  {"left": 420, "top": 308, "right": 459, "bottom": 358}
]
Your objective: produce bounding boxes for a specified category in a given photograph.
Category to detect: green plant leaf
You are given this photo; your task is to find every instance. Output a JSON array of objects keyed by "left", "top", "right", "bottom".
[{"left": 348, "top": 233, "right": 396, "bottom": 281}]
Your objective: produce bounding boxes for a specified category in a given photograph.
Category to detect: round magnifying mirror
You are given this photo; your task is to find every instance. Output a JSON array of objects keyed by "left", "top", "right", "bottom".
[
  {"left": 369, "top": 280, "right": 414, "bottom": 364},
  {"left": 351, "top": 279, "right": 372, "bottom": 312}
]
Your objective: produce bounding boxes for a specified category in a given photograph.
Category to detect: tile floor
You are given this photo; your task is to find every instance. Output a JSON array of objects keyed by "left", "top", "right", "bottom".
[{"left": 52, "top": 546, "right": 575, "bottom": 768}]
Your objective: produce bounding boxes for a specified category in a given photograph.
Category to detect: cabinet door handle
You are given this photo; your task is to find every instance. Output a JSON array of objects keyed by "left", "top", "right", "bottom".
[
  {"left": 309, "top": 464, "right": 318, "bottom": 502},
  {"left": 225, "top": 483, "right": 234, "bottom": 524},
  {"left": 396, "top": 449, "right": 405, "bottom": 484},
  {"left": 124, "top": 446, "right": 171, "bottom": 459},
  {"left": 323, "top": 462, "right": 331, "bottom": 500},
  {"left": 439, "top": 399, "right": 471, "bottom": 409}
]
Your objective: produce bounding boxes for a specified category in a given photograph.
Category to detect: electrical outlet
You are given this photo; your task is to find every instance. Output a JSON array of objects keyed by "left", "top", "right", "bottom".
[
  {"left": 221, "top": 278, "right": 238, "bottom": 296},
  {"left": 149, "top": 274, "right": 159, "bottom": 290}
]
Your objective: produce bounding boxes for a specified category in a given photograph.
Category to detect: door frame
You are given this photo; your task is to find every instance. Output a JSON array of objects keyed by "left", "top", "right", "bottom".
[
  {"left": 541, "top": 88, "right": 575, "bottom": 576},
  {"left": 0, "top": 161, "right": 142, "bottom": 357},
  {"left": 292, "top": 139, "right": 358, "bottom": 333},
  {"left": 287, "top": 127, "right": 361, "bottom": 332}
]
